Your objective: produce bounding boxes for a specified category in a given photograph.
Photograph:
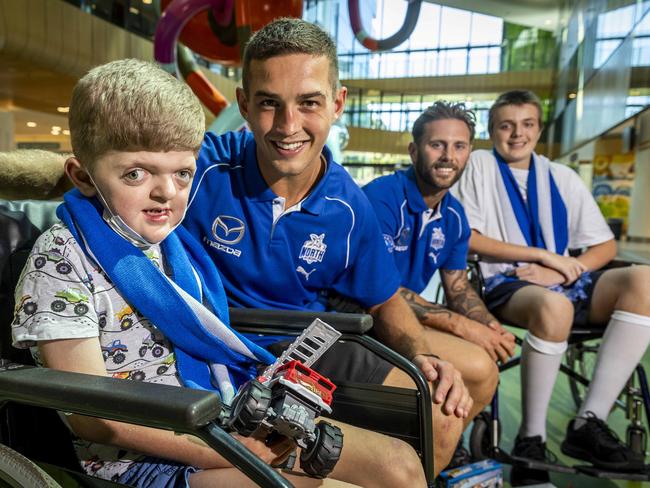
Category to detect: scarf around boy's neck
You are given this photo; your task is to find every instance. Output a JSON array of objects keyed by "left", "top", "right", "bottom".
[
  {"left": 56, "top": 189, "right": 274, "bottom": 403},
  {"left": 493, "top": 148, "right": 568, "bottom": 255}
]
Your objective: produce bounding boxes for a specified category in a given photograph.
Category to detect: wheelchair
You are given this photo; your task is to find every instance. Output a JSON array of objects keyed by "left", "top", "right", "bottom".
[
  {"left": 0, "top": 199, "right": 435, "bottom": 487},
  {"left": 452, "top": 255, "right": 650, "bottom": 482}
]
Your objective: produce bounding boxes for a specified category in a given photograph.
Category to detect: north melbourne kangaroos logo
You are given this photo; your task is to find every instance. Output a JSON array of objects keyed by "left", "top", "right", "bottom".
[
  {"left": 299, "top": 233, "right": 327, "bottom": 264},
  {"left": 430, "top": 227, "right": 445, "bottom": 251}
]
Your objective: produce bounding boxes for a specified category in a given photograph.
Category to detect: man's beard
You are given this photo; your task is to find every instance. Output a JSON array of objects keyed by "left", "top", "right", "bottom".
[{"left": 415, "top": 156, "right": 464, "bottom": 191}]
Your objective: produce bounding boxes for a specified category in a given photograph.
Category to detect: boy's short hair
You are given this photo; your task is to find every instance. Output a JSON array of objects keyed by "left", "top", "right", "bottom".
[
  {"left": 488, "top": 90, "right": 544, "bottom": 136},
  {"left": 69, "top": 58, "right": 205, "bottom": 167},
  {"left": 412, "top": 101, "right": 477, "bottom": 144},
  {"left": 242, "top": 18, "right": 339, "bottom": 96}
]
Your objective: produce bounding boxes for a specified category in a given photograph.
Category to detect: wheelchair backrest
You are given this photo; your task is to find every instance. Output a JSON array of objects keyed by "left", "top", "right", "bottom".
[{"left": 0, "top": 199, "right": 80, "bottom": 470}]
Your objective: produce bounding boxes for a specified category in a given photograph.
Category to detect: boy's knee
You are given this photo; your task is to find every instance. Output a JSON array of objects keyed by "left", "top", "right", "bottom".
[
  {"left": 529, "top": 293, "right": 573, "bottom": 341},
  {"left": 383, "top": 439, "right": 426, "bottom": 487},
  {"left": 621, "top": 266, "right": 650, "bottom": 302}
]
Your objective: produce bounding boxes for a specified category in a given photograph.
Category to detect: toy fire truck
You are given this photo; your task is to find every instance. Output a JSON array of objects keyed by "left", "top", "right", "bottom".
[{"left": 226, "top": 319, "right": 344, "bottom": 478}]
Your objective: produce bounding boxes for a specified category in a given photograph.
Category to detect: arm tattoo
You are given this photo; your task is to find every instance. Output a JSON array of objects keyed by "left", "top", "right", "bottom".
[
  {"left": 399, "top": 288, "right": 452, "bottom": 322},
  {"left": 441, "top": 269, "right": 498, "bottom": 325}
]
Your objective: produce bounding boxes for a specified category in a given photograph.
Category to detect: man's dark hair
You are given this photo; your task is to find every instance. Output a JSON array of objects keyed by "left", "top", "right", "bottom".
[
  {"left": 411, "top": 101, "right": 476, "bottom": 144},
  {"left": 242, "top": 18, "right": 339, "bottom": 95},
  {"left": 488, "top": 90, "right": 543, "bottom": 136}
]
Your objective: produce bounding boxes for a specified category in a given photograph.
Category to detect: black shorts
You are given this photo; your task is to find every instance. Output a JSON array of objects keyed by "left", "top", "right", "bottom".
[
  {"left": 267, "top": 339, "right": 393, "bottom": 384},
  {"left": 484, "top": 270, "right": 606, "bottom": 328}
]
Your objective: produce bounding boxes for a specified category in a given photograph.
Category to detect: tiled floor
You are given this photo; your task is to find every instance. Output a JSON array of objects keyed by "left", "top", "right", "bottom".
[{"left": 474, "top": 328, "right": 650, "bottom": 488}]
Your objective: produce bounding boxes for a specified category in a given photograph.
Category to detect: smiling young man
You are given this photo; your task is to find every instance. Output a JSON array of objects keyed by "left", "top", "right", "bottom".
[
  {"left": 362, "top": 103, "right": 513, "bottom": 436},
  {"left": 454, "top": 90, "right": 650, "bottom": 484},
  {"left": 179, "top": 18, "right": 472, "bottom": 477}
]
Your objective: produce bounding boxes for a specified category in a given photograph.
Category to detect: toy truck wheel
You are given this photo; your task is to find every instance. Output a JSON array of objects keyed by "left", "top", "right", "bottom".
[
  {"left": 229, "top": 380, "right": 272, "bottom": 436},
  {"left": 300, "top": 421, "right": 343, "bottom": 479}
]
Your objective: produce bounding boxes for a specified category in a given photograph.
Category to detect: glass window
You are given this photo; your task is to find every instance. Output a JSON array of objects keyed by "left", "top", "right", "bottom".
[
  {"left": 407, "top": 2, "right": 441, "bottom": 49},
  {"left": 468, "top": 47, "right": 501, "bottom": 74},
  {"left": 594, "top": 39, "right": 621, "bottom": 68},
  {"left": 439, "top": 7, "right": 471, "bottom": 47},
  {"left": 470, "top": 13, "right": 503, "bottom": 45},
  {"left": 439, "top": 48, "right": 468, "bottom": 75},
  {"left": 632, "top": 37, "right": 650, "bottom": 66}
]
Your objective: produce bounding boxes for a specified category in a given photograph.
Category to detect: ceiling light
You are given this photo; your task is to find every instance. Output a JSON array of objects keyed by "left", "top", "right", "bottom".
[
  {"left": 568, "top": 92, "right": 577, "bottom": 99},
  {"left": 52, "top": 126, "right": 61, "bottom": 131},
  {"left": 129, "top": 7, "right": 139, "bottom": 14},
  {"left": 26, "top": 122, "right": 37, "bottom": 128},
  {"left": 142, "top": 0, "right": 152, "bottom": 4},
  {"left": 63, "top": 129, "right": 70, "bottom": 135},
  {"left": 57, "top": 106, "right": 69, "bottom": 113}
]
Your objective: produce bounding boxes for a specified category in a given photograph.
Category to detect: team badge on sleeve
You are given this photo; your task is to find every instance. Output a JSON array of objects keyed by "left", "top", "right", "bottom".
[{"left": 299, "top": 233, "right": 327, "bottom": 264}]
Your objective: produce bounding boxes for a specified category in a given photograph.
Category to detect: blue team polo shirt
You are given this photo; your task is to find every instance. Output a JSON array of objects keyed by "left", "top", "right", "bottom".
[
  {"left": 363, "top": 167, "right": 471, "bottom": 294},
  {"left": 183, "top": 131, "right": 401, "bottom": 311}
]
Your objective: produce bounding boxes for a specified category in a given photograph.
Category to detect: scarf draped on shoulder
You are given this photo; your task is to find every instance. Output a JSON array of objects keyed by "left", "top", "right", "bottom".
[{"left": 57, "top": 189, "right": 274, "bottom": 404}]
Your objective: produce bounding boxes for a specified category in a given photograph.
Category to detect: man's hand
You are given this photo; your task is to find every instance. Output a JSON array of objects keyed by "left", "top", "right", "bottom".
[
  {"left": 538, "top": 251, "right": 586, "bottom": 285},
  {"left": 412, "top": 355, "right": 473, "bottom": 418},
  {"left": 461, "top": 320, "right": 516, "bottom": 363},
  {"left": 235, "top": 430, "right": 295, "bottom": 466},
  {"left": 515, "top": 263, "right": 566, "bottom": 287}
]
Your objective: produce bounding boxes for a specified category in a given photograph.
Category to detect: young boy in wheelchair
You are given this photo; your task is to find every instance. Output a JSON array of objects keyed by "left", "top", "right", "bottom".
[
  {"left": 10, "top": 58, "right": 426, "bottom": 488},
  {"left": 454, "top": 89, "right": 650, "bottom": 484}
]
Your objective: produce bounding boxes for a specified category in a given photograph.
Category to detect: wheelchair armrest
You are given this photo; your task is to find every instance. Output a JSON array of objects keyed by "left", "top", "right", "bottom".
[
  {"left": 0, "top": 362, "right": 293, "bottom": 488},
  {"left": 229, "top": 307, "right": 373, "bottom": 334},
  {"left": 0, "top": 363, "right": 221, "bottom": 430}
]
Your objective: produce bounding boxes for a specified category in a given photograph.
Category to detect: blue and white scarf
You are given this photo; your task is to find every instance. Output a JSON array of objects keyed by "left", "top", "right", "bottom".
[
  {"left": 493, "top": 148, "right": 568, "bottom": 255},
  {"left": 57, "top": 189, "right": 275, "bottom": 403}
]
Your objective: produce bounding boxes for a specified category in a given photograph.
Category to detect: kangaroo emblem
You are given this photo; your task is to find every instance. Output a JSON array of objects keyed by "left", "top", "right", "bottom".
[{"left": 296, "top": 266, "right": 316, "bottom": 281}]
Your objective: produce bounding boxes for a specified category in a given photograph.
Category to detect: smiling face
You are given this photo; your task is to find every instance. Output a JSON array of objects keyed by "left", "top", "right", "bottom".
[
  {"left": 73, "top": 150, "right": 196, "bottom": 244},
  {"left": 236, "top": 53, "right": 346, "bottom": 188},
  {"left": 409, "top": 118, "right": 472, "bottom": 197},
  {"left": 490, "top": 103, "right": 542, "bottom": 168}
]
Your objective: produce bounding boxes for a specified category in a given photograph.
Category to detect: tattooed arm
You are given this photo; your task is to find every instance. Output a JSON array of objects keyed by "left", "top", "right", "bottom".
[
  {"left": 440, "top": 269, "right": 499, "bottom": 328},
  {"left": 400, "top": 276, "right": 516, "bottom": 362}
]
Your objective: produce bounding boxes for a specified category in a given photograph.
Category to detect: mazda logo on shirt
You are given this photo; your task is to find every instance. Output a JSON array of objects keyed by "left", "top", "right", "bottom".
[{"left": 211, "top": 215, "right": 246, "bottom": 245}]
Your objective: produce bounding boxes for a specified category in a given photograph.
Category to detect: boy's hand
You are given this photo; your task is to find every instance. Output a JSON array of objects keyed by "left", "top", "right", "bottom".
[
  {"left": 412, "top": 355, "right": 473, "bottom": 418},
  {"left": 235, "top": 431, "right": 295, "bottom": 465},
  {"left": 538, "top": 252, "right": 586, "bottom": 285},
  {"left": 515, "top": 263, "right": 565, "bottom": 287}
]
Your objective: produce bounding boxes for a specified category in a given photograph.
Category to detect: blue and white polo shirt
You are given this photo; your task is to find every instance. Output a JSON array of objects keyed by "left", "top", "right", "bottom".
[
  {"left": 183, "top": 130, "right": 401, "bottom": 311},
  {"left": 363, "top": 167, "right": 471, "bottom": 294}
]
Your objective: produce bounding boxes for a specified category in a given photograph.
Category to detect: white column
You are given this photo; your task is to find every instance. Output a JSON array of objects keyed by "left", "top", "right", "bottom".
[
  {"left": 0, "top": 111, "right": 15, "bottom": 151},
  {"left": 627, "top": 146, "right": 650, "bottom": 239}
]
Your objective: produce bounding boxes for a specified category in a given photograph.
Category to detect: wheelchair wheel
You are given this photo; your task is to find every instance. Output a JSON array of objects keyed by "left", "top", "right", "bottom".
[
  {"left": 566, "top": 342, "right": 599, "bottom": 410},
  {"left": 300, "top": 421, "right": 343, "bottom": 479},
  {"left": 469, "top": 412, "right": 500, "bottom": 460},
  {"left": 0, "top": 443, "right": 62, "bottom": 487}
]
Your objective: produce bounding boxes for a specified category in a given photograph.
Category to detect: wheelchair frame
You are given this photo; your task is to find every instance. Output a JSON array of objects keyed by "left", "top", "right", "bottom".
[
  {"left": 0, "top": 199, "right": 435, "bottom": 486},
  {"left": 463, "top": 255, "right": 650, "bottom": 481}
]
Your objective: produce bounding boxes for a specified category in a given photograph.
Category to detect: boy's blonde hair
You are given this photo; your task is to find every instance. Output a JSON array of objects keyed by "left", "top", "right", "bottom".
[{"left": 69, "top": 59, "right": 205, "bottom": 167}]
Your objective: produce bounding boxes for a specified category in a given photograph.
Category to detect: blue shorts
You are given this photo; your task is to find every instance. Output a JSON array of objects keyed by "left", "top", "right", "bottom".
[
  {"left": 484, "top": 270, "right": 605, "bottom": 328},
  {"left": 117, "top": 457, "right": 198, "bottom": 488}
]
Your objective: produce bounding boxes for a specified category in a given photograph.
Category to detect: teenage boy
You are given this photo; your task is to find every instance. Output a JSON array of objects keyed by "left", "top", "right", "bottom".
[
  {"left": 182, "top": 18, "right": 470, "bottom": 474},
  {"left": 12, "top": 58, "right": 426, "bottom": 488},
  {"left": 363, "top": 102, "right": 514, "bottom": 426},
  {"left": 454, "top": 89, "right": 650, "bottom": 485}
]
